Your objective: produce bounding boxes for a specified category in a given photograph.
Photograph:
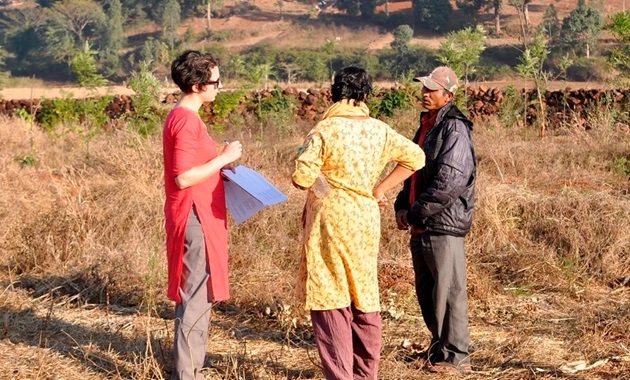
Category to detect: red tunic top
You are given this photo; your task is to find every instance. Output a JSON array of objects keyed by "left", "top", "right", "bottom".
[{"left": 163, "top": 107, "right": 229, "bottom": 303}]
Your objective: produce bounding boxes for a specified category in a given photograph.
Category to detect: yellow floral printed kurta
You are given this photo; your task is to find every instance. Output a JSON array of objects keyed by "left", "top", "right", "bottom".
[{"left": 293, "top": 116, "right": 425, "bottom": 313}]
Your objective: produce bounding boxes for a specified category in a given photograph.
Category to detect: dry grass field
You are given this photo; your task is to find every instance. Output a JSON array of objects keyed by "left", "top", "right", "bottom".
[
  {"left": 1, "top": 1, "right": 630, "bottom": 379},
  {"left": 0, "top": 98, "right": 629, "bottom": 379}
]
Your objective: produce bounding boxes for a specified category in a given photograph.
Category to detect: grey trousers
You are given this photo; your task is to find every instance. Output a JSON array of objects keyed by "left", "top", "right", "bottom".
[
  {"left": 410, "top": 233, "right": 471, "bottom": 366},
  {"left": 171, "top": 208, "right": 212, "bottom": 380}
]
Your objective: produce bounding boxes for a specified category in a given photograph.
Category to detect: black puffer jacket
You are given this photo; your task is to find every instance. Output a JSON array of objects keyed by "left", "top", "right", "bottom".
[{"left": 394, "top": 103, "right": 476, "bottom": 237}]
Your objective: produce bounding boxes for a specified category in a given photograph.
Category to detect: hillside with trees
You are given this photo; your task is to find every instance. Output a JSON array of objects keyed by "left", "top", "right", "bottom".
[{"left": 0, "top": 0, "right": 629, "bottom": 90}]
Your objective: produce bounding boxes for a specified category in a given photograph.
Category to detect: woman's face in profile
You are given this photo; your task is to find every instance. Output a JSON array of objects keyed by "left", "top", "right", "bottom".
[{"left": 201, "top": 66, "right": 222, "bottom": 103}]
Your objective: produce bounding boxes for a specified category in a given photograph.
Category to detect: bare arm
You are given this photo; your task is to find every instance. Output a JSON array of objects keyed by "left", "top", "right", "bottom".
[
  {"left": 373, "top": 164, "right": 415, "bottom": 207},
  {"left": 175, "top": 141, "right": 242, "bottom": 189}
]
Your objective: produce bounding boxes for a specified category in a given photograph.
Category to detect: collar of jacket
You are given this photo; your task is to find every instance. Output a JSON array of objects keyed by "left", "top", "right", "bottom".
[{"left": 420, "top": 102, "right": 474, "bottom": 132}]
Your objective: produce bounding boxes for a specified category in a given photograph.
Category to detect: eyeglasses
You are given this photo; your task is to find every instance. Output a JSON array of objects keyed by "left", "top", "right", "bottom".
[{"left": 207, "top": 78, "right": 221, "bottom": 89}]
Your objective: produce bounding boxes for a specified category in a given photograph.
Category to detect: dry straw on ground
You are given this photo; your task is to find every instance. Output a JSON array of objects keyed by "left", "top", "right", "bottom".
[{"left": 0, "top": 108, "right": 629, "bottom": 379}]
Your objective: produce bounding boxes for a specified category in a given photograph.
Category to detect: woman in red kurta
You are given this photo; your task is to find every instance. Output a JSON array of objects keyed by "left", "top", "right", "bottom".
[{"left": 163, "top": 50, "right": 242, "bottom": 380}]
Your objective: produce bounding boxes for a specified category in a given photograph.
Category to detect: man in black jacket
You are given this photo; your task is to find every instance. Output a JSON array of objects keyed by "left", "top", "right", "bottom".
[{"left": 394, "top": 66, "right": 476, "bottom": 374}]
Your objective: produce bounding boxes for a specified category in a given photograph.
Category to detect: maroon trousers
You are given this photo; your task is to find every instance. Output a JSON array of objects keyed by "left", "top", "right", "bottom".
[{"left": 311, "top": 304, "right": 382, "bottom": 380}]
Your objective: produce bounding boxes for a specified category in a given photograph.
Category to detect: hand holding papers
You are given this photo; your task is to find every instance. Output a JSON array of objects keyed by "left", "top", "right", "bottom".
[{"left": 222, "top": 165, "right": 288, "bottom": 224}]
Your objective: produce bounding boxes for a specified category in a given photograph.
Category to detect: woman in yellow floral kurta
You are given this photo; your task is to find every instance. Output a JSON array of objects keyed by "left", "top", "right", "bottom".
[{"left": 293, "top": 67, "right": 425, "bottom": 380}]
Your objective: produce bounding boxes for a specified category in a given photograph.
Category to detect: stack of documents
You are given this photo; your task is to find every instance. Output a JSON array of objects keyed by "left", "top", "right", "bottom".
[{"left": 222, "top": 165, "right": 288, "bottom": 224}]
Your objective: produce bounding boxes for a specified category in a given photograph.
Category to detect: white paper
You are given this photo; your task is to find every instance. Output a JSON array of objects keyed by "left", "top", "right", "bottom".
[{"left": 222, "top": 165, "right": 288, "bottom": 224}]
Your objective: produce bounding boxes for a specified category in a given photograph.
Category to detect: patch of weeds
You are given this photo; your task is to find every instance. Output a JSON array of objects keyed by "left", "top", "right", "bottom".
[
  {"left": 370, "top": 87, "right": 415, "bottom": 119},
  {"left": 610, "top": 156, "right": 630, "bottom": 178},
  {"left": 214, "top": 90, "right": 246, "bottom": 120},
  {"left": 38, "top": 96, "right": 113, "bottom": 132},
  {"left": 504, "top": 284, "right": 532, "bottom": 297},
  {"left": 498, "top": 85, "right": 526, "bottom": 128},
  {"left": 14, "top": 152, "right": 38, "bottom": 168}
]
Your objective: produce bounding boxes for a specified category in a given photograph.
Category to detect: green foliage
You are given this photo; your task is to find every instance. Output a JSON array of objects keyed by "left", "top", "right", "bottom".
[
  {"left": 102, "top": 0, "right": 125, "bottom": 51},
  {"left": 259, "top": 88, "right": 296, "bottom": 115},
  {"left": 245, "top": 63, "right": 275, "bottom": 89},
  {"left": 336, "top": 0, "right": 360, "bottom": 16},
  {"left": 14, "top": 152, "right": 39, "bottom": 168},
  {"left": 539, "top": 4, "right": 560, "bottom": 42},
  {"left": 204, "top": 29, "right": 231, "bottom": 42},
  {"left": 48, "top": 0, "right": 106, "bottom": 43},
  {"left": 358, "top": 0, "right": 377, "bottom": 18},
  {"left": 455, "top": 0, "right": 486, "bottom": 13},
  {"left": 6, "top": 26, "right": 42, "bottom": 62},
  {"left": 610, "top": 156, "right": 630, "bottom": 178},
  {"left": 412, "top": 0, "right": 452, "bottom": 32},
  {"left": 137, "top": 38, "right": 171, "bottom": 68},
  {"left": 609, "top": 12, "right": 630, "bottom": 76},
  {"left": 70, "top": 41, "right": 108, "bottom": 87},
  {"left": 14, "top": 108, "right": 33, "bottom": 123},
  {"left": 516, "top": 34, "right": 548, "bottom": 81},
  {"left": 438, "top": 25, "right": 486, "bottom": 84},
  {"left": 566, "top": 56, "right": 613, "bottom": 82},
  {"left": 101, "top": 0, "right": 125, "bottom": 76},
  {"left": 127, "top": 62, "right": 163, "bottom": 123},
  {"left": 560, "top": 2, "right": 603, "bottom": 57},
  {"left": 158, "top": 0, "right": 182, "bottom": 46},
  {"left": 213, "top": 89, "right": 246, "bottom": 119},
  {"left": 0, "top": 49, "right": 9, "bottom": 89},
  {"left": 391, "top": 25, "right": 413, "bottom": 55},
  {"left": 38, "top": 95, "right": 113, "bottom": 131},
  {"left": 369, "top": 87, "right": 415, "bottom": 118},
  {"left": 497, "top": 85, "right": 526, "bottom": 127},
  {"left": 517, "top": 34, "right": 549, "bottom": 133}
]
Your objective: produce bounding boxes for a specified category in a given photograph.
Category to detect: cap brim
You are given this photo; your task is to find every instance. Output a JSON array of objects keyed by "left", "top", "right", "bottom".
[{"left": 414, "top": 77, "right": 444, "bottom": 91}]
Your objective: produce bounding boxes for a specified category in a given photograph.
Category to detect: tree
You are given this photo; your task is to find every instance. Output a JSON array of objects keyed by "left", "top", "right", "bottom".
[
  {"left": 359, "top": 0, "right": 377, "bottom": 19},
  {"left": 437, "top": 25, "right": 486, "bottom": 87},
  {"left": 335, "top": 0, "right": 359, "bottom": 16},
  {"left": 101, "top": 0, "right": 125, "bottom": 76},
  {"left": 2, "top": 8, "right": 48, "bottom": 62},
  {"left": 491, "top": 0, "right": 502, "bottom": 34},
  {"left": 391, "top": 24, "right": 413, "bottom": 55},
  {"left": 206, "top": 0, "right": 224, "bottom": 29},
  {"left": 49, "top": 0, "right": 106, "bottom": 43},
  {"left": 0, "top": 48, "right": 10, "bottom": 89},
  {"left": 508, "top": 0, "right": 529, "bottom": 44},
  {"left": 609, "top": 11, "right": 630, "bottom": 77},
  {"left": 539, "top": 4, "right": 560, "bottom": 42},
  {"left": 560, "top": 0, "right": 603, "bottom": 58},
  {"left": 70, "top": 41, "right": 108, "bottom": 87},
  {"left": 390, "top": 24, "right": 414, "bottom": 77},
  {"left": 102, "top": 0, "right": 125, "bottom": 51},
  {"left": 456, "top": 0, "right": 502, "bottom": 33},
  {"left": 158, "top": 0, "right": 181, "bottom": 45},
  {"left": 516, "top": 33, "right": 549, "bottom": 137},
  {"left": 412, "top": 0, "right": 452, "bottom": 32}
]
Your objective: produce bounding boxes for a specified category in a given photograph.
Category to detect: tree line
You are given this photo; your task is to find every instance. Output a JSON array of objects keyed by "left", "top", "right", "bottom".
[{"left": 0, "top": 0, "right": 629, "bottom": 89}]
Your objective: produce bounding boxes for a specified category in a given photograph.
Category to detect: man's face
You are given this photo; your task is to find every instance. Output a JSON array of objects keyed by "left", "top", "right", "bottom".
[{"left": 421, "top": 86, "right": 453, "bottom": 111}]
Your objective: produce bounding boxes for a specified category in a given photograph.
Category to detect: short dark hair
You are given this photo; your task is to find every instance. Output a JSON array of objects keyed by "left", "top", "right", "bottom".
[
  {"left": 171, "top": 50, "right": 220, "bottom": 94},
  {"left": 331, "top": 66, "right": 372, "bottom": 103}
]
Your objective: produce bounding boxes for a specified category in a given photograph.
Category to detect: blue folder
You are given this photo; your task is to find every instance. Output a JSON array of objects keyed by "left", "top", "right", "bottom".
[{"left": 222, "top": 165, "right": 288, "bottom": 224}]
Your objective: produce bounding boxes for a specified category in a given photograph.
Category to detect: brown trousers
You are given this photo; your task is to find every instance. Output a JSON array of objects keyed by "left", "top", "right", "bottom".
[{"left": 311, "top": 304, "right": 382, "bottom": 380}]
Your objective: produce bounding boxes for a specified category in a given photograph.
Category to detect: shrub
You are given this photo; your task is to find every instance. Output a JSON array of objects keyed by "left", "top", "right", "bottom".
[
  {"left": 38, "top": 96, "right": 113, "bottom": 131},
  {"left": 369, "top": 87, "right": 416, "bottom": 118},
  {"left": 127, "top": 62, "right": 162, "bottom": 126},
  {"left": 497, "top": 85, "right": 527, "bottom": 128},
  {"left": 213, "top": 89, "right": 247, "bottom": 120},
  {"left": 566, "top": 57, "right": 616, "bottom": 82},
  {"left": 610, "top": 155, "right": 630, "bottom": 178}
]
